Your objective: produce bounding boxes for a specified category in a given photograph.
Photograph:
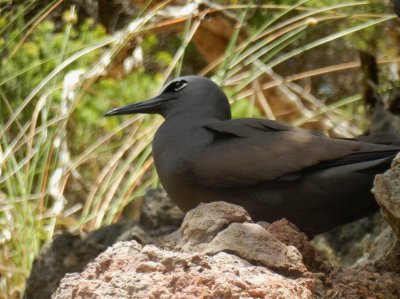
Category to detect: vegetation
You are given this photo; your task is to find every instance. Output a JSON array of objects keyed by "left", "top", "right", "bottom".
[{"left": 0, "top": 0, "right": 398, "bottom": 297}]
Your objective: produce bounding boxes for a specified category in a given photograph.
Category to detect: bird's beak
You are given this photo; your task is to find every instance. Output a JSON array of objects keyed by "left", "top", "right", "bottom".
[{"left": 104, "top": 96, "right": 165, "bottom": 116}]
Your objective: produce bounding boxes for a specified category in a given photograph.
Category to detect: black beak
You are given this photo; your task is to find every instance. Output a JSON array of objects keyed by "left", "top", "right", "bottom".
[{"left": 104, "top": 96, "right": 165, "bottom": 116}]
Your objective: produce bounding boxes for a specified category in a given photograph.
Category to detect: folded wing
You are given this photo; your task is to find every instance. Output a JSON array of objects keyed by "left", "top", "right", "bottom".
[{"left": 191, "top": 119, "right": 398, "bottom": 188}]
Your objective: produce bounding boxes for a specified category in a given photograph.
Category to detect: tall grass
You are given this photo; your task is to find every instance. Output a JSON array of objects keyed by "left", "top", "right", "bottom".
[{"left": 0, "top": 0, "right": 398, "bottom": 297}]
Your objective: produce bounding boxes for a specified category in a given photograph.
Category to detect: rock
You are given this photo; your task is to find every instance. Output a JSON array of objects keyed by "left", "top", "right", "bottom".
[
  {"left": 374, "top": 153, "right": 400, "bottom": 238},
  {"left": 176, "top": 201, "right": 252, "bottom": 249},
  {"left": 30, "top": 191, "right": 400, "bottom": 298},
  {"left": 52, "top": 202, "right": 314, "bottom": 298},
  {"left": 354, "top": 226, "right": 400, "bottom": 273},
  {"left": 52, "top": 241, "right": 314, "bottom": 299},
  {"left": 138, "top": 189, "right": 185, "bottom": 232},
  {"left": 326, "top": 268, "right": 400, "bottom": 299},
  {"left": 264, "top": 219, "right": 329, "bottom": 272},
  {"left": 24, "top": 232, "right": 106, "bottom": 299},
  {"left": 372, "top": 228, "right": 400, "bottom": 273},
  {"left": 312, "top": 213, "right": 386, "bottom": 268},
  {"left": 24, "top": 189, "right": 183, "bottom": 299},
  {"left": 170, "top": 201, "right": 308, "bottom": 276},
  {"left": 202, "top": 222, "right": 307, "bottom": 277}
]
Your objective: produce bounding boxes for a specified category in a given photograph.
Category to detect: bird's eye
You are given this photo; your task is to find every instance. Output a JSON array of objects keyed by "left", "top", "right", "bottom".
[{"left": 163, "top": 80, "right": 188, "bottom": 93}]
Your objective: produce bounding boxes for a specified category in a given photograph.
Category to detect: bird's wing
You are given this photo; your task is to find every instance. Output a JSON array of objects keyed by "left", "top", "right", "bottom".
[
  {"left": 189, "top": 118, "right": 397, "bottom": 188},
  {"left": 353, "top": 132, "right": 400, "bottom": 146}
]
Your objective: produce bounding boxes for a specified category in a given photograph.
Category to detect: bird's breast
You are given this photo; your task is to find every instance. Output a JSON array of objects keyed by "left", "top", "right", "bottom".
[
  {"left": 152, "top": 124, "right": 212, "bottom": 172},
  {"left": 151, "top": 124, "right": 213, "bottom": 210}
]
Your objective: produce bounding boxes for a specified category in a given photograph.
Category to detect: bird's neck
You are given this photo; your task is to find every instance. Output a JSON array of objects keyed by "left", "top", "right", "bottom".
[
  {"left": 162, "top": 105, "right": 231, "bottom": 123},
  {"left": 154, "top": 113, "right": 219, "bottom": 155},
  {"left": 164, "top": 114, "right": 228, "bottom": 128}
]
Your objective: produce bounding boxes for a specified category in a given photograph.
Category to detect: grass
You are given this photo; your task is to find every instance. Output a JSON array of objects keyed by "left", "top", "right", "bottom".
[{"left": 0, "top": 0, "right": 398, "bottom": 297}]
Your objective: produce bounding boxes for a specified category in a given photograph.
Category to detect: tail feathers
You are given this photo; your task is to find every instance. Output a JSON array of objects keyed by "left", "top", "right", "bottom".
[{"left": 306, "top": 149, "right": 398, "bottom": 172}]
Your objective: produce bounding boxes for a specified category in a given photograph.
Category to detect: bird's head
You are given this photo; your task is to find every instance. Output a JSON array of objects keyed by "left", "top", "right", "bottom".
[{"left": 104, "top": 76, "right": 231, "bottom": 121}]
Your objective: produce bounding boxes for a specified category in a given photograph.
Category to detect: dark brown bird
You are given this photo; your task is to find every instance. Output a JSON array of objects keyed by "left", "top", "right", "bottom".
[
  {"left": 105, "top": 76, "right": 399, "bottom": 237},
  {"left": 395, "top": 0, "right": 400, "bottom": 18}
]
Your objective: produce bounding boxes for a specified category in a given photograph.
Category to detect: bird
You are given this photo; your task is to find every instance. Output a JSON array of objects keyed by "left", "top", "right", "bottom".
[{"left": 105, "top": 75, "right": 400, "bottom": 237}]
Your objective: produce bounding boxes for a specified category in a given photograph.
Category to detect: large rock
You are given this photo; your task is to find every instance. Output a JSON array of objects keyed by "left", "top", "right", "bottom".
[
  {"left": 169, "top": 202, "right": 308, "bottom": 276},
  {"left": 52, "top": 202, "right": 314, "bottom": 298},
  {"left": 52, "top": 241, "right": 314, "bottom": 299},
  {"left": 374, "top": 153, "right": 400, "bottom": 239}
]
